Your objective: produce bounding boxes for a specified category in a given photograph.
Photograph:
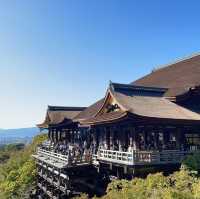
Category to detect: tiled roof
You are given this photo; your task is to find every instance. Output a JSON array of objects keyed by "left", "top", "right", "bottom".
[
  {"left": 80, "top": 83, "right": 200, "bottom": 125},
  {"left": 74, "top": 98, "right": 105, "bottom": 121},
  {"left": 132, "top": 54, "right": 200, "bottom": 97},
  {"left": 37, "top": 106, "right": 86, "bottom": 128},
  {"left": 113, "top": 87, "right": 200, "bottom": 121}
]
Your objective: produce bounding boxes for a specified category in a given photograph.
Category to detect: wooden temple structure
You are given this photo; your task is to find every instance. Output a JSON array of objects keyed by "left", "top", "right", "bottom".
[{"left": 33, "top": 54, "right": 200, "bottom": 198}]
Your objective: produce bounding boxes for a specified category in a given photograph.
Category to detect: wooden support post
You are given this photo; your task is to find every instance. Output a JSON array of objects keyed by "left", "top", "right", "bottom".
[
  {"left": 49, "top": 129, "right": 52, "bottom": 142},
  {"left": 109, "top": 163, "right": 113, "bottom": 170},
  {"left": 103, "top": 127, "right": 107, "bottom": 149},
  {"left": 176, "top": 128, "right": 181, "bottom": 150},
  {"left": 110, "top": 127, "right": 114, "bottom": 150},
  {"left": 143, "top": 128, "right": 147, "bottom": 150},
  {"left": 54, "top": 129, "right": 58, "bottom": 143},
  {"left": 124, "top": 165, "right": 128, "bottom": 174},
  {"left": 118, "top": 126, "right": 123, "bottom": 151},
  {"left": 154, "top": 130, "right": 158, "bottom": 150},
  {"left": 51, "top": 129, "right": 54, "bottom": 143},
  {"left": 52, "top": 167, "right": 54, "bottom": 183},
  {"left": 48, "top": 130, "right": 50, "bottom": 140},
  {"left": 132, "top": 127, "right": 137, "bottom": 150},
  {"left": 116, "top": 167, "right": 120, "bottom": 179},
  {"left": 58, "top": 169, "right": 61, "bottom": 188}
]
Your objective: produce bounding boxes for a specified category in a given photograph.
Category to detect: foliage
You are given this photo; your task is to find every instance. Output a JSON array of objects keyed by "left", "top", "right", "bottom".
[
  {"left": 0, "top": 133, "right": 47, "bottom": 199},
  {"left": 182, "top": 152, "right": 200, "bottom": 174},
  {"left": 76, "top": 165, "right": 200, "bottom": 199},
  {"left": 94, "top": 168, "right": 200, "bottom": 199},
  {"left": 0, "top": 143, "right": 25, "bottom": 164}
]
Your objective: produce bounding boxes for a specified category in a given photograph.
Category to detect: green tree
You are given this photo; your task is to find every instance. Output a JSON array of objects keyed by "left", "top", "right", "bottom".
[{"left": 0, "top": 133, "right": 47, "bottom": 199}]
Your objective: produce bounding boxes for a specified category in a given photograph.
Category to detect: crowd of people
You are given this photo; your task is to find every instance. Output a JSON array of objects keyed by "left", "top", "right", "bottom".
[{"left": 40, "top": 140, "right": 94, "bottom": 163}]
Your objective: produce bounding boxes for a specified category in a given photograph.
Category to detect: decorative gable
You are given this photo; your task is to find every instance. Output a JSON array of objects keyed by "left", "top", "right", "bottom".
[{"left": 97, "top": 91, "right": 122, "bottom": 115}]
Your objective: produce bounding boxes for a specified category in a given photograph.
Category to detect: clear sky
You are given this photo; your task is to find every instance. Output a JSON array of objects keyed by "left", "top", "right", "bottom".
[{"left": 0, "top": 0, "right": 200, "bottom": 129}]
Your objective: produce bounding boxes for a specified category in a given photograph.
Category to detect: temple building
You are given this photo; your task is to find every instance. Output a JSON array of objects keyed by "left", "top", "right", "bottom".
[{"left": 33, "top": 54, "right": 200, "bottom": 198}]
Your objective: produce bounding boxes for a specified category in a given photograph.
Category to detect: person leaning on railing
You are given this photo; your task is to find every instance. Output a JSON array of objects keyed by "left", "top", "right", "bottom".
[{"left": 128, "top": 144, "right": 134, "bottom": 153}]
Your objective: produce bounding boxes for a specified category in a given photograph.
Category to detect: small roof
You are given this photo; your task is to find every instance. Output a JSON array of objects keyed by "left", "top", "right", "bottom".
[
  {"left": 37, "top": 106, "right": 86, "bottom": 128},
  {"left": 79, "top": 82, "right": 200, "bottom": 125},
  {"left": 132, "top": 53, "right": 200, "bottom": 97},
  {"left": 74, "top": 98, "right": 105, "bottom": 121}
]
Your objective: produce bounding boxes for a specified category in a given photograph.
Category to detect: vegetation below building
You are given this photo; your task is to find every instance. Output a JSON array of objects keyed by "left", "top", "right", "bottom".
[
  {"left": 0, "top": 134, "right": 47, "bottom": 199},
  {"left": 76, "top": 153, "right": 200, "bottom": 199}
]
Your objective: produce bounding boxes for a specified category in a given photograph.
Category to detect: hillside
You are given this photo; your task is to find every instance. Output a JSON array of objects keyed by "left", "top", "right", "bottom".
[{"left": 0, "top": 133, "right": 47, "bottom": 199}]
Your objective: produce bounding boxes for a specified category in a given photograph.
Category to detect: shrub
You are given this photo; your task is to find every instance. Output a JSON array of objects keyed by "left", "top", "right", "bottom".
[{"left": 182, "top": 152, "right": 200, "bottom": 174}]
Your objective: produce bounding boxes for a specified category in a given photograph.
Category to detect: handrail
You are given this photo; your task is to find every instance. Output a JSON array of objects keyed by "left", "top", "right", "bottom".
[
  {"left": 36, "top": 147, "right": 91, "bottom": 166},
  {"left": 97, "top": 149, "right": 198, "bottom": 165},
  {"left": 38, "top": 148, "right": 69, "bottom": 162}
]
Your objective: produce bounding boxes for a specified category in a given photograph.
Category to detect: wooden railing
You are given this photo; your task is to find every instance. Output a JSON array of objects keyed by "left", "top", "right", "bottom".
[
  {"left": 37, "top": 148, "right": 69, "bottom": 163},
  {"left": 98, "top": 149, "right": 134, "bottom": 165},
  {"left": 97, "top": 149, "right": 196, "bottom": 165},
  {"left": 36, "top": 148, "right": 91, "bottom": 166}
]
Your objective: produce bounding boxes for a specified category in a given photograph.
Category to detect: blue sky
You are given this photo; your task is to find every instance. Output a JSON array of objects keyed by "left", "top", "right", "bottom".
[{"left": 0, "top": 0, "right": 200, "bottom": 128}]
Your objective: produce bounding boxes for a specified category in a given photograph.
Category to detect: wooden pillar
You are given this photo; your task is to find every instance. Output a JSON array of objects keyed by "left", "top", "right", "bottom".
[
  {"left": 119, "top": 126, "right": 124, "bottom": 151},
  {"left": 70, "top": 130, "right": 73, "bottom": 143},
  {"left": 106, "top": 127, "right": 110, "bottom": 149},
  {"left": 48, "top": 129, "right": 51, "bottom": 141},
  {"left": 51, "top": 129, "right": 53, "bottom": 142},
  {"left": 175, "top": 128, "right": 181, "bottom": 150},
  {"left": 73, "top": 130, "right": 76, "bottom": 144},
  {"left": 52, "top": 129, "right": 55, "bottom": 143},
  {"left": 66, "top": 129, "right": 70, "bottom": 143},
  {"left": 104, "top": 127, "right": 107, "bottom": 149},
  {"left": 110, "top": 127, "right": 114, "bottom": 150},
  {"left": 95, "top": 127, "right": 99, "bottom": 148},
  {"left": 57, "top": 130, "right": 60, "bottom": 142},
  {"left": 92, "top": 128, "right": 97, "bottom": 153},
  {"left": 56, "top": 130, "right": 59, "bottom": 142},
  {"left": 129, "top": 127, "right": 133, "bottom": 147},
  {"left": 132, "top": 127, "right": 137, "bottom": 151},
  {"left": 48, "top": 129, "right": 50, "bottom": 140},
  {"left": 143, "top": 128, "right": 147, "bottom": 150},
  {"left": 153, "top": 129, "right": 158, "bottom": 150},
  {"left": 112, "top": 126, "right": 118, "bottom": 150}
]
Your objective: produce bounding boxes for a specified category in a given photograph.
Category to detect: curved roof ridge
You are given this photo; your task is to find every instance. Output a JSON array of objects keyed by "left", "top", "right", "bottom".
[
  {"left": 48, "top": 105, "right": 86, "bottom": 111},
  {"left": 152, "top": 52, "right": 200, "bottom": 72},
  {"left": 132, "top": 53, "right": 200, "bottom": 97}
]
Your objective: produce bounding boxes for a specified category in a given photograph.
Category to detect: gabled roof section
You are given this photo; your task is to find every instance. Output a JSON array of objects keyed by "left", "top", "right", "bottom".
[
  {"left": 37, "top": 105, "right": 86, "bottom": 128},
  {"left": 79, "top": 82, "right": 200, "bottom": 125},
  {"left": 132, "top": 53, "right": 200, "bottom": 97},
  {"left": 94, "top": 82, "right": 168, "bottom": 116},
  {"left": 113, "top": 90, "right": 200, "bottom": 121}
]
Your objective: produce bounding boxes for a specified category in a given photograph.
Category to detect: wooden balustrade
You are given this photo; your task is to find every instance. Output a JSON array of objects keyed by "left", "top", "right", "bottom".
[
  {"left": 97, "top": 149, "right": 197, "bottom": 165},
  {"left": 37, "top": 148, "right": 69, "bottom": 163},
  {"left": 98, "top": 149, "right": 133, "bottom": 165},
  {"left": 35, "top": 147, "right": 91, "bottom": 168}
]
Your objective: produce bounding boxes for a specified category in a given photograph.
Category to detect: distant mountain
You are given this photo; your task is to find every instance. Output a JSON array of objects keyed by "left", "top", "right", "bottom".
[
  {"left": 0, "top": 127, "right": 42, "bottom": 145},
  {"left": 0, "top": 127, "right": 39, "bottom": 138}
]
